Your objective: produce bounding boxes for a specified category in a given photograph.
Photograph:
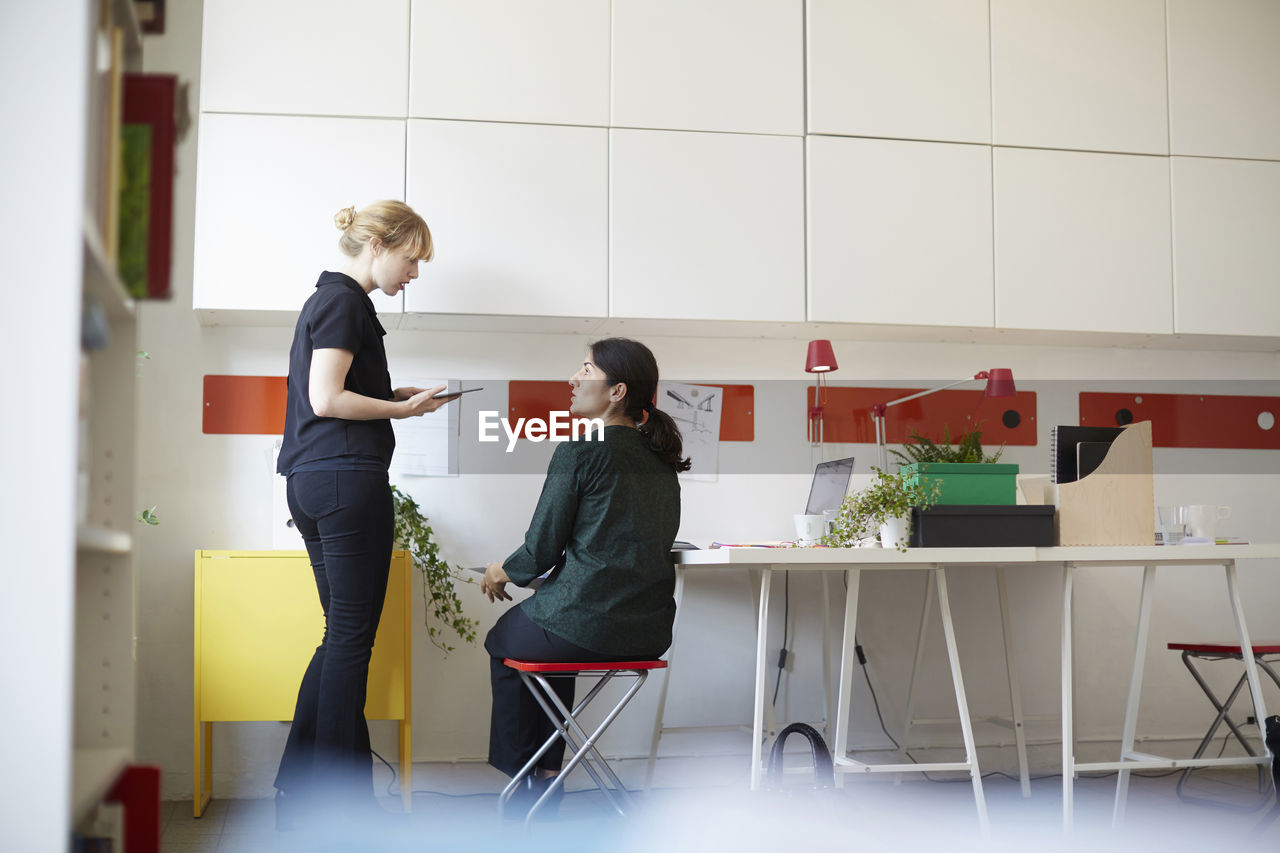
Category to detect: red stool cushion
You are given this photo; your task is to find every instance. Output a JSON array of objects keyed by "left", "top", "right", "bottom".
[
  {"left": 503, "top": 658, "right": 667, "bottom": 673},
  {"left": 1167, "top": 641, "right": 1280, "bottom": 655}
]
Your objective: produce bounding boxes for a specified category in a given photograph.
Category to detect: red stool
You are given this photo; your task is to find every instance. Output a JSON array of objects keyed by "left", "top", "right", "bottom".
[
  {"left": 1167, "top": 641, "right": 1280, "bottom": 805},
  {"left": 497, "top": 659, "right": 667, "bottom": 824}
]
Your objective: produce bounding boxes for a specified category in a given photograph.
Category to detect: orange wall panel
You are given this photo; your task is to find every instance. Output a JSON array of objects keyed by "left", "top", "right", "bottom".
[{"left": 203, "top": 375, "right": 287, "bottom": 435}]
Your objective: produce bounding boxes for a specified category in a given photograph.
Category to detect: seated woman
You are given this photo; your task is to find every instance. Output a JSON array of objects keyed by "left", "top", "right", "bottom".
[{"left": 480, "top": 337, "right": 689, "bottom": 811}]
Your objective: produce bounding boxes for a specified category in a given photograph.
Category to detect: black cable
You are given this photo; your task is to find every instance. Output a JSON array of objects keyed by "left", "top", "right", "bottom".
[
  {"left": 371, "top": 748, "right": 399, "bottom": 798},
  {"left": 772, "top": 571, "right": 790, "bottom": 707},
  {"left": 857, "top": 638, "right": 900, "bottom": 751}
]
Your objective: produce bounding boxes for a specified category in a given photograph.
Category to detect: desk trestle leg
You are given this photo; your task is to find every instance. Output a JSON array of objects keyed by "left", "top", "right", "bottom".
[{"left": 934, "top": 567, "right": 990, "bottom": 837}]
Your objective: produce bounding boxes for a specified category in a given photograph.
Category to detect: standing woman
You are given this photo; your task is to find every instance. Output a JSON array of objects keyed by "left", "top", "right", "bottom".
[
  {"left": 480, "top": 337, "right": 690, "bottom": 813},
  {"left": 274, "top": 201, "right": 444, "bottom": 823}
]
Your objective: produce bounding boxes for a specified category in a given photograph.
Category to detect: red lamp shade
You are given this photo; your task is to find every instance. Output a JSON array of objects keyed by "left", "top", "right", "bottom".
[
  {"left": 805, "top": 339, "right": 838, "bottom": 373},
  {"left": 982, "top": 368, "right": 1016, "bottom": 398}
]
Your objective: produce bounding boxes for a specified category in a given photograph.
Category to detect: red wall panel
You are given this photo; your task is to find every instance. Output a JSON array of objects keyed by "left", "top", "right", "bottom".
[
  {"left": 805, "top": 386, "right": 1038, "bottom": 446},
  {"left": 1079, "top": 392, "right": 1280, "bottom": 449}
]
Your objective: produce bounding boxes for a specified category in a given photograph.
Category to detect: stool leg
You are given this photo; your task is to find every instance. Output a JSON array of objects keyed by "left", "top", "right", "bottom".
[
  {"left": 528, "top": 671, "right": 651, "bottom": 823},
  {"left": 498, "top": 672, "right": 615, "bottom": 819},
  {"left": 519, "top": 673, "right": 625, "bottom": 812},
  {"left": 535, "top": 673, "right": 637, "bottom": 801},
  {"left": 1181, "top": 653, "right": 1257, "bottom": 758}
]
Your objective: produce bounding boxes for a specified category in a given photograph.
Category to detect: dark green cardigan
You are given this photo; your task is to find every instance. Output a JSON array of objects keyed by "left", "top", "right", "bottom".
[{"left": 502, "top": 425, "right": 680, "bottom": 656}]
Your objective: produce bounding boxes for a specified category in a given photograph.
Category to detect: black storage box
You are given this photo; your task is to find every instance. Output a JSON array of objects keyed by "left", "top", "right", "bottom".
[{"left": 909, "top": 505, "right": 1056, "bottom": 548}]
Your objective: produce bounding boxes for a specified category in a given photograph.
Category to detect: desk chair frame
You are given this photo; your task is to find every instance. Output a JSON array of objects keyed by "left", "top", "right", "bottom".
[{"left": 498, "top": 660, "right": 666, "bottom": 827}]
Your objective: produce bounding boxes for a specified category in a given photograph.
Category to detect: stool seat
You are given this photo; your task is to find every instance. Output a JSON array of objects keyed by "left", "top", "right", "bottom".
[
  {"left": 503, "top": 658, "right": 668, "bottom": 673},
  {"left": 498, "top": 657, "right": 665, "bottom": 825},
  {"left": 1167, "top": 642, "right": 1280, "bottom": 655}
]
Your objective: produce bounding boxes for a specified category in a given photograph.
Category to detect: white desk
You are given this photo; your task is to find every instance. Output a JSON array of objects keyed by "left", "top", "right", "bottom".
[{"left": 671, "top": 544, "right": 1280, "bottom": 833}]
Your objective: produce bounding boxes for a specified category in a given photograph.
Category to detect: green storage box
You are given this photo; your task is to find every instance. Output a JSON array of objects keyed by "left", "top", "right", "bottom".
[{"left": 900, "top": 462, "right": 1019, "bottom": 506}]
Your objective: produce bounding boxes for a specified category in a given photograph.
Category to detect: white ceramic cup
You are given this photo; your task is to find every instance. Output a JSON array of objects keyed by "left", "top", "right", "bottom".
[
  {"left": 1185, "top": 504, "right": 1230, "bottom": 540},
  {"left": 793, "top": 514, "right": 827, "bottom": 546}
]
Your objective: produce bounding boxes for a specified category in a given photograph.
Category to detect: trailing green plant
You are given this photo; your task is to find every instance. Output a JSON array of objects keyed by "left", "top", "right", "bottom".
[
  {"left": 390, "top": 485, "right": 477, "bottom": 654},
  {"left": 135, "top": 505, "right": 159, "bottom": 525},
  {"left": 888, "top": 422, "right": 1004, "bottom": 466},
  {"left": 820, "top": 468, "right": 941, "bottom": 553}
]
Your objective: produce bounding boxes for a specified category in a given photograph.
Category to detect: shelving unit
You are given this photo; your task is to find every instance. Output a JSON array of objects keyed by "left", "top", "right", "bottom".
[{"left": 71, "top": 0, "right": 144, "bottom": 834}]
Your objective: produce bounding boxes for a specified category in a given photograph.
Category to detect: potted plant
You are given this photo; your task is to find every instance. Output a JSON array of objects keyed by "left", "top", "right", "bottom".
[
  {"left": 821, "top": 468, "right": 941, "bottom": 552},
  {"left": 391, "top": 485, "right": 478, "bottom": 654},
  {"left": 889, "top": 422, "right": 1017, "bottom": 505}
]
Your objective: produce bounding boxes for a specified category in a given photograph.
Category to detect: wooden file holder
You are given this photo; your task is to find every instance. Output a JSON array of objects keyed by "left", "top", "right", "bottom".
[{"left": 1055, "top": 421, "right": 1154, "bottom": 546}]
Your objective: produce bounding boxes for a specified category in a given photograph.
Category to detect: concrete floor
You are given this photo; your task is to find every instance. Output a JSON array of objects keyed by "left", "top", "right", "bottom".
[{"left": 158, "top": 754, "right": 1278, "bottom": 852}]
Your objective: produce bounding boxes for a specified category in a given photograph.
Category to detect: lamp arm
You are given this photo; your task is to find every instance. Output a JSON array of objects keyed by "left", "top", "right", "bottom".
[{"left": 876, "top": 374, "right": 984, "bottom": 413}]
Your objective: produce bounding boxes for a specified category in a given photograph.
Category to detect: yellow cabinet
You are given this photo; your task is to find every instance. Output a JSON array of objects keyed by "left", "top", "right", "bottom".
[{"left": 193, "top": 550, "right": 412, "bottom": 816}]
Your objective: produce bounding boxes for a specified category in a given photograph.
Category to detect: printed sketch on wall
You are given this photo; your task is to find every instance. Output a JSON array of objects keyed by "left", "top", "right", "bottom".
[{"left": 656, "top": 381, "right": 722, "bottom": 482}]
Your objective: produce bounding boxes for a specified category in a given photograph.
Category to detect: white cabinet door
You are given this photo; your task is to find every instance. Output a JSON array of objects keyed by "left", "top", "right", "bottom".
[
  {"left": 611, "top": 0, "right": 803, "bottom": 135},
  {"left": 609, "top": 129, "right": 804, "bottom": 322},
  {"left": 808, "top": 137, "right": 993, "bottom": 327},
  {"left": 1167, "top": 0, "right": 1280, "bottom": 159},
  {"left": 1172, "top": 157, "right": 1280, "bottom": 337},
  {"left": 408, "top": 0, "right": 609, "bottom": 126},
  {"left": 807, "top": 0, "right": 991, "bottom": 144},
  {"left": 403, "top": 120, "right": 608, "bottom": 317},
  {"left": 991, "top": 0, "right": 1168, "bottom": 154},
  {"left": 193, "top": 114, "right": 407, "bottom": 315},
  {"left": 993, "top": 147, "right": 1172, "bottom": 334},
  {"left": 201, "top": 0, "right": 409, "bottom": 117}
]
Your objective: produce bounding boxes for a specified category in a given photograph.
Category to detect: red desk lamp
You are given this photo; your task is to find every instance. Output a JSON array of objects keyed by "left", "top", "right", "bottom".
[
  {"left": 806, "top": 339, "right": 838, "bottom": 445},
  {"left": 871, "top": 369, "right": 1016, "bottom": 470}
]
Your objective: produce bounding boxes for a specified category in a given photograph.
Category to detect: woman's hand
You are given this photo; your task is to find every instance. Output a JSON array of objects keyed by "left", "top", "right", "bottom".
[
  {"left": 393, "top": 386, "right": 425, "bottom": 402},
  {"left": 395, "top": 384, "right": 449, "bottom": 418},
  {"left": 481, "top": 561, "right": 512, "bottom": 603}
]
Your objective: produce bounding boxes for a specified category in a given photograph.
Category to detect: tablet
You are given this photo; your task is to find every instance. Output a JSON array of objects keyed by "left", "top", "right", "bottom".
[{"left": 432, "top": 387, "right": 483, "bottom": 400}]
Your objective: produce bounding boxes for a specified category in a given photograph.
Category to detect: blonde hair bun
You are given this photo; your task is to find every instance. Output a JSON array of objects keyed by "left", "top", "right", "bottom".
[{"left": 334, "top": 206, "right": 357, "bottom": 231}]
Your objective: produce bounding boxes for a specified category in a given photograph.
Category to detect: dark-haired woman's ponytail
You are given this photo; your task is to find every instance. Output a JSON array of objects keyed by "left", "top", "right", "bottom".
[{"left": 640, "top": 403, "right": 691, "bottom": 472}]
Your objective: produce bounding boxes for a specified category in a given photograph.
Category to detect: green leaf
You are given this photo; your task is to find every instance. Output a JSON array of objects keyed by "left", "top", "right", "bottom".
[{"left": 391, "top": 485, "right": 479, "bottom": 655}]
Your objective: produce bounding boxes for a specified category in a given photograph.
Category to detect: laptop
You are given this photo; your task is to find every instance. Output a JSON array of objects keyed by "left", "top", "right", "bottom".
[{"left": 805, "top": 456, "right": 855, "bottom": 516}]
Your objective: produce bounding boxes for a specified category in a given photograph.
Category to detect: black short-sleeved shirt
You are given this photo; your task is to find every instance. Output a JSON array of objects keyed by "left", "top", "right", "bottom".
[{"left": 276, "top": 271, "right": 395, "bottom": 475}]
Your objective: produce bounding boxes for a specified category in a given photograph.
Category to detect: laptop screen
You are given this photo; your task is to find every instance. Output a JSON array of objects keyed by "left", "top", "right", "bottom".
[{"left": 804, "top": 457, "right": 855, "bottom": 516}]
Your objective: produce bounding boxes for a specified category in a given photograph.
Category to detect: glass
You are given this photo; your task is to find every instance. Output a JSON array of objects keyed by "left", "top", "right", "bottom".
[{"left": 1157, "top": 505, "right": 1187, "bottom": 545}]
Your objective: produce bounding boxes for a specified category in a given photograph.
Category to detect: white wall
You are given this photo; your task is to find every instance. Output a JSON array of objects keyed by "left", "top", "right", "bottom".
[{"left": 138, "top": 2, "right": 1280, "bottom": 799}]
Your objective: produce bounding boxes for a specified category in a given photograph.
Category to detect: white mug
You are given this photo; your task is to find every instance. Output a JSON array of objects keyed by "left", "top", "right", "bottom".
[
  {"left": 1185, "top": 504, "right": 1230, "bottom": 540},
  {"left": 793, "top": 514, "right": 827, "bottom": 546}
]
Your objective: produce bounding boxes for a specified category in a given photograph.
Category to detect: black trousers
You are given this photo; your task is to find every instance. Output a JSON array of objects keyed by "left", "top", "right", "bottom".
[
  {"left": 275, "top": 469, "right": 393, "bottom": 803},
  {"left": 485, "top": 605, "right": 651, "bottom": 778}
]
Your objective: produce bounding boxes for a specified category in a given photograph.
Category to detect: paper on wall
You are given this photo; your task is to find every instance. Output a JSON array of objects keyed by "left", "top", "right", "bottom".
[
  {"left": 390, "top": 378, "right": 459, "bottom": 477},
  {"left": 656, "top": 381, "right": 722, "bottom": 482}
]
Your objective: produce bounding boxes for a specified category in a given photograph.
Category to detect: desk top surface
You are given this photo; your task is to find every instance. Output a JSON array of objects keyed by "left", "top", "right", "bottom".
[{"left": 674, "top": 544, "right": 1280, "bottom": 568}]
